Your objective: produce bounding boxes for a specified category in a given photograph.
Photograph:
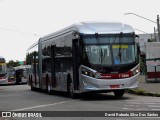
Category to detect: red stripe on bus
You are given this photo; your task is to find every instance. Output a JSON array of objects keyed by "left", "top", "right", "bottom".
[{"left": 100, "top": 71, "right": 132, "bottom": 79}]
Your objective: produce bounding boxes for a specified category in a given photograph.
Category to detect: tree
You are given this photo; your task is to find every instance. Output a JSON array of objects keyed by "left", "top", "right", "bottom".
[
  {"left": 7, "top": 60, "right": 20, "bottom": 67},
  {"left": 148, "top": 38, "right": 156, "bottom": 42}
]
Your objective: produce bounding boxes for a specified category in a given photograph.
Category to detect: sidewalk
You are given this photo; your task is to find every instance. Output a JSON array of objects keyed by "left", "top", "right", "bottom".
[{"left": 128, "top": 75, "right": 160, "bottom": 97}]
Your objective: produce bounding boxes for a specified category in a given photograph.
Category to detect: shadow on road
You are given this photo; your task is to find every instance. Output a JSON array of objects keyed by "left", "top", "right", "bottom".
[
  {"left": 30, "top": 89, "right": 130, "bottom": 101},
  {"left": 79, "top": 93, "right": 130, "bottom": 101}
]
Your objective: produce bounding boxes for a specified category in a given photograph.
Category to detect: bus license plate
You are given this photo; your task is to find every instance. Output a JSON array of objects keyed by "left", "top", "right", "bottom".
[{"left": 110, "top": 85, "right": 120, "bottom": 89}]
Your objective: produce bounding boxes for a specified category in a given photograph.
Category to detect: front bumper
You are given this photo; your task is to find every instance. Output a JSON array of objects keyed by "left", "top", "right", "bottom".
[{"left": 80, "top": 73, "right": 139, "bottom": 93}]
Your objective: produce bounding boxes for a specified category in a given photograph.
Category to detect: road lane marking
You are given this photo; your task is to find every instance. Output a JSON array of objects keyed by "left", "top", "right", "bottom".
[
  {"left": 126, "top": 100, "right": 160, "bottom": 102},
  {"left": 151, "top": 109, "right": 160, "bottom": 111},
  {"left": 122, "top": 107, "right": 148, "bottom": 110},
  {"left": 127, "top": 102, "right": 160, "bottom": 105},
  {"left": 148, "top": 105, "right": 160, "bottom": 108},
  {"left": 10, "top": 100, "right": 74, "bottom": 111},
  {"left": 126, "top": 102, "right": 141, "bottom": 104},
  {"left": 124, "top": 105, "right": 135, "bottom": 107},
  {"left": 124, "top": 99, "right": 160, "bottom": 111}
]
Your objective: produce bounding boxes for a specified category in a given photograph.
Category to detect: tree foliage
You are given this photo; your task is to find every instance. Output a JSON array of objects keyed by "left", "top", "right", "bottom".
[{"left": 7, "top": 60, "right": 20, "bottom": 67}]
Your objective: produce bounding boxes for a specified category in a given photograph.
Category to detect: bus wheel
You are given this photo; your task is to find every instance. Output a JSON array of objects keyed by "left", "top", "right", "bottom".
[
  {"left": 69, "top": 83, "right": 76, "bottom": 99},
  {"left": 47, "top": 78, "right": 52, "bottom": 95},
  {"left": 31, "top": 78, "right": 35, "bottom": 91},
  {"left": 113, "top": 90, "right": 125, "bottom": 97}
]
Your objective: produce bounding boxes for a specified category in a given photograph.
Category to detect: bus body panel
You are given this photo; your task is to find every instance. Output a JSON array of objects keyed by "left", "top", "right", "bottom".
[
  {"left": 79, "top": 64, "right": 139, "bottom": 93},
  {"left": 80, "top": 74, "right": 139, "bottom": 92},
  {"left": 0, "top": 56, "right": 7, "bottom": 85},
  {"left": 0, "top": 78, "right": 8, "bottom": 84}
]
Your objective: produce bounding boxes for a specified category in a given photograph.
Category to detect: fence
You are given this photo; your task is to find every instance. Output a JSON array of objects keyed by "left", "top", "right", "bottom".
[{"left": 145, "top": 58, "right": 160, "bottom": 82}]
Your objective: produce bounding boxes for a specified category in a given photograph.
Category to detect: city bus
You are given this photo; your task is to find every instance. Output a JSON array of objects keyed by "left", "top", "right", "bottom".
[
  {"left": 0, "top": 56, "right": 8, "bottom": 84},
  {"left": 26, "top": 22, "right": 140, "bottom": 98},
  {"left": 7, "top": 65, "right": 31, "bottom": 85}
]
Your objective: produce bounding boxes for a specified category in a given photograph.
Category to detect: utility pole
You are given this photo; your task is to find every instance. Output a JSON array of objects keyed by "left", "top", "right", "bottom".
[
  {"left": 154, "top": 27, "right": 157, "bottom": 42},
  {"left": 157, "top": 15, "right": 160, "bottom": 42}
]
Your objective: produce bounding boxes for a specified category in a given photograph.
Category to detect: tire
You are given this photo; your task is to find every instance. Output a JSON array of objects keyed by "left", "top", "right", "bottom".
[
  {"left": 31, "top": 77, "right": 35, "bottom": 91},
  {"left": 67, "top": 75, "right": 77, "bottom": 98},
  {"left": 114, "top": 90, "right": 125, "bottom": 97},
  {"left": 46, "top": 76, "right": 52, "bottom": 95},
  {"left": 69, "top": 83, "right": 77, "bottom": 99}
]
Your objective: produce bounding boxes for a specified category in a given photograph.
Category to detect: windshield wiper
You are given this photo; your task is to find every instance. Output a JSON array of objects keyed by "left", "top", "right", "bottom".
[
  {"left": 95, "top": 33, "right": 103, "bottom": 64},
  {"left": 118, "top": 45, "right": 122, "bottom": 62},
  {"left": 118, "top": 32, "right": 123, "bottom": 63}
]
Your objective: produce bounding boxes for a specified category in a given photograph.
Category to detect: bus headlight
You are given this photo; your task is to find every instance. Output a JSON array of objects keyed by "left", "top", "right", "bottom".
[
  {"left": 131, "top": 65, "right": 140, "bottom": 76},
  {"left": 83, "top": 81, "right": 89, "bottom": 86}
]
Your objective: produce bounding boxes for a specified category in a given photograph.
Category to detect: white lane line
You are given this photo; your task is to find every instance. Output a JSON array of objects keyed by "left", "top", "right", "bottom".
[
  {"left": 151, "top": 109, "right": 160, "bottom": 111},
  {"left": 126, "top": 102, "right": 141, "bottom": 104},
  {"left": 126, "top": 100, "right": 160, "bottom": 102},
  {"left": 122, "top": 107, "right": 133, "bottom": 110},
  {"left": 123, "top": 107, "right": 148, "bottom": 110},
  {"left": 124, "top": 104, "right": 137, "bottom": 107},
  {"left": 148, "top": 105, "right": 160, "bottom": 108},
  {"left": 116, "top": 118, "right": 125, "bottom": 120},
  {"left": 10, "top": 100, "right": 74, "bottom": 111},
  {"left": 127, "top": 102, "right": 160, "bottom": 105}
]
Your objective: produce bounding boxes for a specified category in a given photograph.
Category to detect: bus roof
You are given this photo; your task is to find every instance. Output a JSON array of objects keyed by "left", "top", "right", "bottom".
[
  {"left": 0, "top": 56, "right": 5, "bottom": 62},
  {"left": 41, "top": 21, "right": 134, "bottom": 40},
  {"left": 27, "top": 21, "right": 135, "bottom": 50},
  {"left": 14, "top": 65, "right": 31, "bottom": 70}
]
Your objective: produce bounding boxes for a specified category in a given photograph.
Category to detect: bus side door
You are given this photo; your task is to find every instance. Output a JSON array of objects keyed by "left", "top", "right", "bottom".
[
  {"left": 51, "top": 45, "right": 56, "bottom": 87},
  {"left": 72, "top": 39, "right": 80, "bottom": 90}
]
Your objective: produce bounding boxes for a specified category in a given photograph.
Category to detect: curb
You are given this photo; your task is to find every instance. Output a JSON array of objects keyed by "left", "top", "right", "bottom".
[{"left": 126, "top": 89, "right": 160, "bottom": 97}]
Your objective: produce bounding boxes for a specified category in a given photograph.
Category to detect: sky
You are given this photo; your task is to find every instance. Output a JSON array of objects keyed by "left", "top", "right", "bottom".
[{"left": 0, "top": 0, "right": 160, "bottom": 62}]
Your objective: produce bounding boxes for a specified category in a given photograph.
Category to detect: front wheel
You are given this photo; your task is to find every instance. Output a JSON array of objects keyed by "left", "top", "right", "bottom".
[
  {"left": 113, "top": 90, "right": 125, "bottom": 97},
  {"left": 69, "top": 83, "right": 77, "bottom": 99}
]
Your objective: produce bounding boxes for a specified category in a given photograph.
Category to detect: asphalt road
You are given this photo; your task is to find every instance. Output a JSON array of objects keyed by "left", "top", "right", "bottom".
[{"left": 0, "top": 84, "right": 160, "bottom": 120}]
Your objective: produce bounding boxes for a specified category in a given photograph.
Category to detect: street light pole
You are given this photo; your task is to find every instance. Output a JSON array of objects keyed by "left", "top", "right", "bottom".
[
  {"left": 154, "top": 27, "right": 157, "bottom": 41},
  {"left": 124, "top": 13, "right": 157, "bottom": 24},
  {"left": 124, "top": 13, "right": 160, "bottom": 42},
  {"left": 157, "top": 15, "right": 160, "bottom": 42}
]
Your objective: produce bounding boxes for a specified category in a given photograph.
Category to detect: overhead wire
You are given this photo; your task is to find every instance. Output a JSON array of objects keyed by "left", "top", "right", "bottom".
[{"left": 0, "top": 26, "right": 42, "bottom": 36}]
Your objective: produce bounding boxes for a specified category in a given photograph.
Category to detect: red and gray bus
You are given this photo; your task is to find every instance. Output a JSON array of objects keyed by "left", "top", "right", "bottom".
[
  {"left": 26, "top": 22, "right": 140, "bottom": 98},
  {"left": 0, "top": 56, "right": 7, "bottom": 84}
]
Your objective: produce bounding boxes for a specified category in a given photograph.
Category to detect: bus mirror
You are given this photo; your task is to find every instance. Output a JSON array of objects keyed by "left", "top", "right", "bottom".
[
  {"left": 76, "top": 34, "right": 79, "bottom": 39},
  {"left": 73, "top": 32, "right": 79, "bottom": 39},
  {"left": 136, "top": 35, "right": 139, "bottom": 38}
]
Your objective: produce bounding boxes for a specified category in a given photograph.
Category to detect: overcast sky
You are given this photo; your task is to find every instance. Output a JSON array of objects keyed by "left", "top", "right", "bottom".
[{"left": 0, "top": 0, "right": 159, "bottom": 62}]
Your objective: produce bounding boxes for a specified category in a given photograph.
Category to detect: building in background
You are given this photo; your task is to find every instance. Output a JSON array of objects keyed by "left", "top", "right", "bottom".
[{"left": 137, "top": 34, "right": 155, "bottom": 55}]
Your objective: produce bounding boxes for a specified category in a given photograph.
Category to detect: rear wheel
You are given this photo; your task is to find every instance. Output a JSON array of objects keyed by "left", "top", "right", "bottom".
[
  {"left": 114, "top": 90, "right": 125, "bottom": 97},
  {"left": 31, "top": 76, "right": 35, "bottom": 91},
  {"left": 46, "top": 76, "right": 52, "bottom": 95}
]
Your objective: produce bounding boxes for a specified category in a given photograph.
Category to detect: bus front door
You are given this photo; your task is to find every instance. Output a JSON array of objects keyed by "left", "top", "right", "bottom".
[
  {"left": 72, "top": 39, "right": 79, "bottom": 90},
  {"left": 51, "top": 45, "right": 56, "bottom": 87}
]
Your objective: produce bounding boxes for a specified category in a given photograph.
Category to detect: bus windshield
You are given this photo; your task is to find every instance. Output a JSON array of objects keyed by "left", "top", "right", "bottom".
[
  {"left": 0, "top": 63, "right": 6, "bottom": 74},
  {"left": 82, "top": 34, "right": 138, "bottom": 66}
]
